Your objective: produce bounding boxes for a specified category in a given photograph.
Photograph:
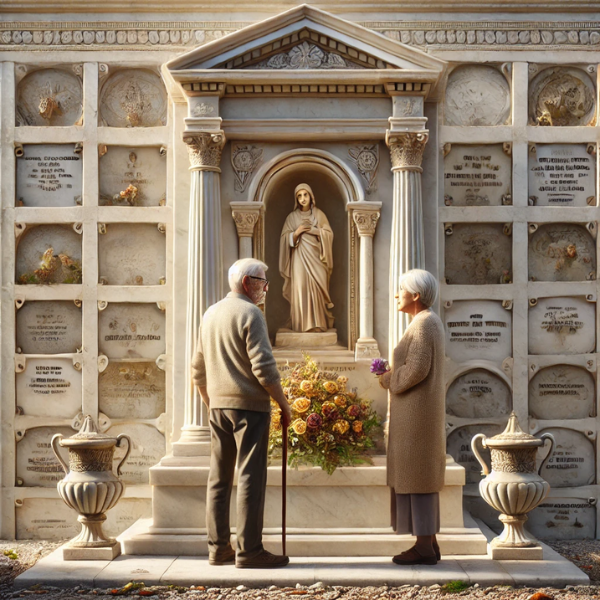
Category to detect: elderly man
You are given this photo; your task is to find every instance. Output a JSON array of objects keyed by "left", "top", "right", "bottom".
[{"left": 192, "top": 258, "right": 292, "bottom": 569}]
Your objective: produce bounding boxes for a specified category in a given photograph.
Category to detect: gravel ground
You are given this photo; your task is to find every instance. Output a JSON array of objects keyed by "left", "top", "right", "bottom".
[{"left": 0, "top": 539, "right": 599, "bottom": 600}]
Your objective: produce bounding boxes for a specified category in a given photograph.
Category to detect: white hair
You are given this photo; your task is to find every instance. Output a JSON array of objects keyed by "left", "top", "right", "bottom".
[
  {"left": 400, "top": 269, "right": 438, "bottom": 308},
  {"left": 228, "top": 258, "right": 268, "bottom": 293}
]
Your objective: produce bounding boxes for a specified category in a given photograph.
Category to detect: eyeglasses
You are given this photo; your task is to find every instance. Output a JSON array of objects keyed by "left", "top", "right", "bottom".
[{"left": 247, "top": 275, "right": 269, "bottom": 287}]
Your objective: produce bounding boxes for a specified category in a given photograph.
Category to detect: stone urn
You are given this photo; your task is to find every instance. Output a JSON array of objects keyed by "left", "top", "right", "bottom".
[
  {"left": 471, "top": 412, "right": 554, "bottom": 560},
  {"left": 52, "top": 415, "right": 131, "bottom": 560}
]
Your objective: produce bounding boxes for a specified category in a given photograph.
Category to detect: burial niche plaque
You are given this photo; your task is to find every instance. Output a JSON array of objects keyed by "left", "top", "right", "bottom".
[
  {"left": 16, "top": 498, "right": 80, "bottom": 540},
  {"left": 99, "top": 362, "right": 165, "bottom": 419},
  {"left": 528, "top": 144, "right": 595, "bottom": 207},
  {"left": 528, "top": 499, "right": 596, "bottom": 540},
  {"left": 17, "top": 301, "right": 82, "bottom": 355},
  {"left": 109, "top": 424, "right": 165, "bottom": 485},
  {"left": 98, "top": 224, "right": 165, "bottom": 285},
  {"left": 529, "top": 223, "right": 596, "bottom": 282},
  {"left": 446, "top": 369, "right": 512, "bottom": 419},
  {"left": 99, "top": 147, "right": 166, "bottom": 207},
  {"left": 16, "top": 68, "right": 83, "bottom": 127},
  {"left": 16, "top": 358, "right": 81, "bottom": 419},
  {"left": 99, "top": 303, "right": 165, "bottom": 359},
  {"left": 538, "top": 428, "right": 595, "bottom": 488},
  {"left": 16, "top": 144, "right": 82, "bottom": 207},
  {"left": 444, "top": 144, "right": 511, "bottom": 206},
  {"left": 445, "top": 223, "right": 512, "bottom": 285},
  {"left": 447, "top": 424, "right": 503, "bottom": 484},
  {"left": 529, "top": 365, "right": 595, "bottom": 420},
  {"left": 16, "top": 224, "right": 82, "bottom": 285},
  {"left": 444, "top": 300, "right": 512, "bottom": 364},
  {"left": 16, "top": 426, "right": 73, "bottom": 487},
  {"left": 528, "top": 297, "right": 595, "bottom": 355}
]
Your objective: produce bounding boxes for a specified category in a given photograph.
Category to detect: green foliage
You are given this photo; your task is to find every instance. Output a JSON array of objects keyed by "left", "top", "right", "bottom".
[
  {"left": 3, "top": 549, "right": 18, "bottom": 560},
  {"left": 441, "top": 580, "right": 470, "bottom": 594}
]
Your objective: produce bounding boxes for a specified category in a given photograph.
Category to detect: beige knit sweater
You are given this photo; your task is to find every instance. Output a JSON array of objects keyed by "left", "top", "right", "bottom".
[
  {"left": 191, "top": 292, "right": 281, "bottom": 413},
  {"left": 380, "top": 309, "right": 446, "bottom": 494}
]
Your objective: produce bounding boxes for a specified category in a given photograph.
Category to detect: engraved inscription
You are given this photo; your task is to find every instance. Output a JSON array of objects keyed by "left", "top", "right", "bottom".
[
  {"left": 446, "top": 369, "right": 512, "bottom": 419},
  {"left": 529, "top": 499, "right": 595, "bottom": 540}
]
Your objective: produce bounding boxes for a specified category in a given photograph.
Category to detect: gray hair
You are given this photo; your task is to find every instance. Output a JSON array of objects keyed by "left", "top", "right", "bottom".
[
  {"left": 228, "top": 258, "right": 268, "bottom": 293},
  {"left": 399, "top": 269, "right": 438, "bottom": 308}
]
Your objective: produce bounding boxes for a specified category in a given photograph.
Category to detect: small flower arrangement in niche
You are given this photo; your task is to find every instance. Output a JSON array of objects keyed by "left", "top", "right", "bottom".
[
  {"left": 18, "top": 247, "right": 82, "bottom": 285},
  {"left": 269, "top": 354, "right": 381, "bottom": 475}
]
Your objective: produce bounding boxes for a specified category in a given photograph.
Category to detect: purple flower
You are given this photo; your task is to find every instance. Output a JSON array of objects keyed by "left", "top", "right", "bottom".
[{"left": 370, "top": 358, "right": 390, "bottom": 376}]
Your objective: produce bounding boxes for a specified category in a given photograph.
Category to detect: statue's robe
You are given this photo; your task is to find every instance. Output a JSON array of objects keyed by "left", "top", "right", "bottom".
[{"left": 279, "top": 207, "right": 334, "bottom": 332}]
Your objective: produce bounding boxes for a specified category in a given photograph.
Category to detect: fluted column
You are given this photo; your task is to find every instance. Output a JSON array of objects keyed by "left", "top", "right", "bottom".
[
  {"left": 230, "top": 201, "right": 262, "bottom": 259},
  {"left": 351, "top": 203, "right": 382, "bottom": 360},
  {"left": 386, "top": 128, "right": 428, "bottom": 357},
  {"left": 173, "top": 130, "right": 226, "bottom": 457}
]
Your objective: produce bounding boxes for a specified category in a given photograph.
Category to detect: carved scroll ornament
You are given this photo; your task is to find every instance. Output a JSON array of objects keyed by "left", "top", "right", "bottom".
[
  {"left": 232, "top": 210, "right": 260, "bottom": 237},
  {"left": 353, "top": 210, "right": 381, "bottom": 237}
]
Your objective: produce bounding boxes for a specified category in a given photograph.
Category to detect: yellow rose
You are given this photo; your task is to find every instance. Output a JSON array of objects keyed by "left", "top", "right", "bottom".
[
  {"left": 323, "top": 381, "right": 338, "bottom": 394},
  {"left": 292, "top": 419, "right": 307, "bottom": 435},
  {"left": 333, "top": 395, "right": 347, "bottom": 408},
  {"left": 292, "top": 397, "right": 311, "bottom": 413},
  {"left": 300, "top": 380, "right": 314, "bottom": 393},
  {"left": 271, "top": 413, "right": 282, "bottom": 430},
  {"left": 332, "top": 419, "right": 350, "bottom": 434},
  {"left": 336, "top": 375, "right": 348, "bottom": 386},
  {"left": 352, "top": 420, "right": 363, "bottom": 433}
]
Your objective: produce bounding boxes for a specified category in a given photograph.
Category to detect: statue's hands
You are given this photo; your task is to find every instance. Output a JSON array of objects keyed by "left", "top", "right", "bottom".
[{"left": 293, "top": 223, "right": 311, "bottom": 244}]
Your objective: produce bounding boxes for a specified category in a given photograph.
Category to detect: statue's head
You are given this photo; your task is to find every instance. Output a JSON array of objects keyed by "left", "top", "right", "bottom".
[{"left": 294, "top": 183, "right": 315, "bottom": 210}]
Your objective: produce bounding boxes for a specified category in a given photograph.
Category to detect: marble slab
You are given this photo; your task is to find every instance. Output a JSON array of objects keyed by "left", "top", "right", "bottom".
[
  {"left": 98, "top": 223, "right": 166, "bottom": 285},
  {"left": 528, "top": 297, "right": 595, "bottom": 355},
  {"left": 444, "top": 65, "right": 511, "bottom": 127},
  {"left": 528, "top": 498, "right": 596, "bottom": 540},
  {"left": 16, "top": 68, "right": 82, "bottom": 127},
  {"left": 99, "top": 69, "right": 167, "bottom": 127},
  {"left": 446, "top": 368, "right": 512, "bottom": 419},
  {"left": 16, "top": 426, "right": 73, "bottom": 487},
  {"left": 99, "top": 362, "right": 165, "bottom": 419},
  {"left": 528, "top": 144, "right": 595, "bottom": 207},
  {"left": 529, "top": 364, "right": 595, "bottom": 420},
  {"left": 98, "top": 303, "right": 165, "bottom": 359},
  {"left": 529, "top": 223, "right": 596, "bottom": 282},
  {"left": 444, "top": 300, "right": 512, "bottom": 364},
  {"left": 108, "top": 424, "right": 165, "bottom": 485},
  {"left": 16, "top": 224, "right": 82, "bottom": 285},
  {"left": 444, "top": 144, "right": 511, "bottom": 206},
  {"left": 17, "top": 301, "right": 82, "bottom": 355},
  {"left": 16, "top": 144, "right": 82, "bottom": 207},
  {"left": 445, "top": 223, "right": 512, "bottom": 285},
  {"left": 538, "top": 427, "right": 595, "bottom": 488},
  {"left": 99, "top": 146, "right": 166, "bottom": 207},
  {"left": 16, "top": 357, "right": 82, "bottom": 419},
  {"left": 447, "top": 424, "right": 503, "bottom": 484}
]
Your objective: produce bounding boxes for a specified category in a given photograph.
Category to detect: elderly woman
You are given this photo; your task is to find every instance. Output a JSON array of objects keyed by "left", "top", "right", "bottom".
[{"left": 379, "top": 269, "right": 446, "bottom": 566}]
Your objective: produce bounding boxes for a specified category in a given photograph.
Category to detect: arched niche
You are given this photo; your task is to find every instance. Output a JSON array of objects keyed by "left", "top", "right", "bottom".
[{"left": 248, "top": 150, "right": 364, "bottom": 350}]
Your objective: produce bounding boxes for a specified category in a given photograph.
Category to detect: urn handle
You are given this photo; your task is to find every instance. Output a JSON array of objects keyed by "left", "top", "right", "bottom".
[
  {"left": 538, "top": 432, "right": 556, "bottom": 476},
  {"left": 471, "top": 433, "right": 490, "bottom": 476},
  {"left": 115, "top": 434, "right": 132, "bottom": 477},
  {"left": 50, "top": 434, "right": 69, "bottom": 475}
]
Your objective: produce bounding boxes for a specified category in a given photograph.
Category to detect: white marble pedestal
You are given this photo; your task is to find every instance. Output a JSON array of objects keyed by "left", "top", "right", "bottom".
[
  {"left": 275, "top": 329, "right": 338, "bottom": 348},
  {"left": 121, "top": 455, "right": 487, "bottom": 557}
]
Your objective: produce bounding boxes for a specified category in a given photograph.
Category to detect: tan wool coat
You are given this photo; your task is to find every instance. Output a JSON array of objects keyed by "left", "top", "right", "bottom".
[{"left": 380, "top": 309, "right": 446, "bottom": 494}]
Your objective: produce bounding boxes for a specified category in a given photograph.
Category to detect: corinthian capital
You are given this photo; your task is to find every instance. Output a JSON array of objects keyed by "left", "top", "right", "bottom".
[
  {"left": 353, "top": 210, "right": 381, "bottom": 237},
  {"left": 183, "top": 131, "right": 226, "bottom": 171},
  {"left": 232, "top": 209, "right": 260, "bottom": 237},
  {"left": 385, "top": 130, "right": 429, "bottom": 171}
]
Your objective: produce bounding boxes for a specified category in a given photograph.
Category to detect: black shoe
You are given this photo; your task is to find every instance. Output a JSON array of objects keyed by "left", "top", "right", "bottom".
[{"left": 392, "top": 547, "right": 437, "bottom": 566}]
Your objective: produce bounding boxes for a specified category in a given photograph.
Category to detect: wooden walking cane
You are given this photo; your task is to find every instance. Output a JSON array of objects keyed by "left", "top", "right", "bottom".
[{"left": 282, "top": 424, "right": 288, "bottom": 555}]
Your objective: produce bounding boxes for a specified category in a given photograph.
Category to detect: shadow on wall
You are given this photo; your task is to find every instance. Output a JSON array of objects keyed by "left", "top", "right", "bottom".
[{"left": 262, "top": 163, "right": 348, "bottom": 347}]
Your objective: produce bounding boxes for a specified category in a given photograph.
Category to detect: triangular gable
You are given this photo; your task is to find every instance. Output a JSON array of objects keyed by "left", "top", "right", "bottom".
[{"left": 167, "top": 4, "right": 445, "bottom": 74}]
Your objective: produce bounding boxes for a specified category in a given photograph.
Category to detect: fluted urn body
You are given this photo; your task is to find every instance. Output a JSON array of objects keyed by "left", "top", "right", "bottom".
[
  {"left": 471, "top": 413, "right": 554, "bottom": 556},
  {"left": 52, "top": 415, "right": 131, "bottom": 559}
]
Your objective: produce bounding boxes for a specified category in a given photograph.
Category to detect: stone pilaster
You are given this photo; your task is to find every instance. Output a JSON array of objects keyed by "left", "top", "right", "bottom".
[
  {"left": 172, "top": 130, "right": 226, "bottom": 458},
  {"left": 385, "top": 127, "right": 428, "bottom": 357},
  {"left": 350, "top": 202, "right": 382, "bottom": 360},
  {"left": 230, "top": 201, "right": 262, "bottom": 259}
]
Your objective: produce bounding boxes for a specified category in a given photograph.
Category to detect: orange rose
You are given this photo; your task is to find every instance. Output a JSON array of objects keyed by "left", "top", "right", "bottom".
[
  {"left": 292, "top": 398, "right": 311, "bottom": 413},
  {"left": 300, "top": 380, "right": 314, "bottom": 393},
  {"left": 323, "top": 381, "right": 338, "bottom": 394},
  {"left": 332, "top": 419, "right": 350, "bottom": 435},
  {"left": 292, "top": 419, "right": 307, "bottom": 435},
  {"left": 333, "top": 395, "right": 347, "bottom": 408},
  {"left": 352, "top": 420, "right": 363, "bottom": 433}
]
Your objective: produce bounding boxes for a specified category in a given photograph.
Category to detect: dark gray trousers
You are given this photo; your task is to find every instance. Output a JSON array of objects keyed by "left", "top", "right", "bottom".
[
  {"left": 206, "top": 408, "right": 270, "bottom": 558},
  {"left": 393, "top": 492, "right": 440, "bottom": 536}
]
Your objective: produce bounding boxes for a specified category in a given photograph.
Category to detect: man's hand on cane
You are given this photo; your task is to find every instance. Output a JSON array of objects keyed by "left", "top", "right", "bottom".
[{"left": 264, "top": 382, "right": 291, "bottom": 429}]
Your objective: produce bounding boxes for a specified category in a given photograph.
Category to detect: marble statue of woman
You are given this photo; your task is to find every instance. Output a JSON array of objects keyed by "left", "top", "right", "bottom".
[{"left": 279, "top": 183, "right": 334, "bottom": 333}]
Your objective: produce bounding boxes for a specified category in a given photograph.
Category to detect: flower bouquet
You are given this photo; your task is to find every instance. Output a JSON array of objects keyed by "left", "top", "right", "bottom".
[
  {"left": 370, "top": 358, "right": 390, "bottom": 376},
  {"left": 269, "top": 354, "right": 381, "bottom": 474}
]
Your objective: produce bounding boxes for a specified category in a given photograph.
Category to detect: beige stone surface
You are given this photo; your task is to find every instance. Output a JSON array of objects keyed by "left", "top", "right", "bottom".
[
  {"left": 63, "top": 542, "right": 120, "bottom": 561},
  {"left": 275, "top": 329, "right": 338, "bottom": 348}
]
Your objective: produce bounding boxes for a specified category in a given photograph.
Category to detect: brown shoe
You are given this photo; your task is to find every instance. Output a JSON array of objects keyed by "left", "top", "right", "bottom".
[
  {"left": 209, "top": 545, "right": 236, "bottom": 565},
  {"left": 392, "top": 547, "right": 437, "bottom": 566},
  {"left": 236, "top": 550, "right": 290, "bottom": 569}
]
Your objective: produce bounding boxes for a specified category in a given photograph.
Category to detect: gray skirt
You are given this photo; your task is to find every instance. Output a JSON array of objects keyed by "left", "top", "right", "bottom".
[{"left": 391, "top": 490, "right": 440, "bottom": 536}]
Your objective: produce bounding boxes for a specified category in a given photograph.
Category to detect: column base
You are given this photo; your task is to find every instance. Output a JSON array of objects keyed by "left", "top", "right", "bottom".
[
  {"left": 354, "top": 338, "right": 380, "bottom": 360},
  {"left": 172, "top": 426, "right": 211, "bottom": 457}
]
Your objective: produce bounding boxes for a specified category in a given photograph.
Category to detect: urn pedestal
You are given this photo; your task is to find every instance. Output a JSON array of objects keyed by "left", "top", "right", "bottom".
[
  {"left": 471, "top": 412, "right": 554, "bottom": 560},
  {"left": 52, "top": 415, "right": 131, "bottom": 561}
]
